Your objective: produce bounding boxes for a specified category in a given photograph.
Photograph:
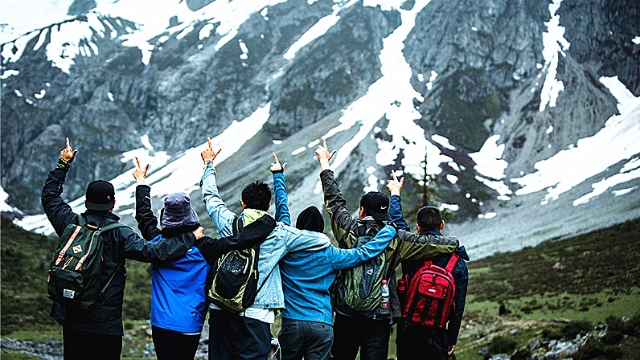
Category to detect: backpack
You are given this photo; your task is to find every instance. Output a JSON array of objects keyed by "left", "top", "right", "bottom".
[
  {"left": 47, "top": 215, "right": 126, "bottom": 310},
  {"left": 207, "top": 216, "right": 274, "bottom": 313},
  {"left": 331, "top": 224, "right": 388, "bottom": 318},
  {"left": 401, "top": 252, "right": 460, "bottom": 328}
]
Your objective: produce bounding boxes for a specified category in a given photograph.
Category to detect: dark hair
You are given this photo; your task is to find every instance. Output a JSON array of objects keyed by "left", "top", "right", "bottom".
[
  {"left": 417, "top": 206, "right": 442, "bottom": 231},
  {"left": 241, "top": 181, "right": 272, "bottom": 211}
]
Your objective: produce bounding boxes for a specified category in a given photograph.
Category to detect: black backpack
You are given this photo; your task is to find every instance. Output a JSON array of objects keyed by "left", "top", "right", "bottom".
[
  {"left": 47, "top": 215, "right": 126, "bottom": 310},
  {"left": 331, "top": 224, "right": 388, "bottom": 319},
  {"left": 207, "top": 216, "right": 274, "bottom": 313}
]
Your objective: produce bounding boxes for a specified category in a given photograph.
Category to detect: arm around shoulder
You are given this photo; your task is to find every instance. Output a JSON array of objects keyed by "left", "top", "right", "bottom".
[
  {"left": 122, "top": 227, "right": 195, "bottom": 263},
  {"left": 396, "top": 229, "right": 460, "bottom": 260}
]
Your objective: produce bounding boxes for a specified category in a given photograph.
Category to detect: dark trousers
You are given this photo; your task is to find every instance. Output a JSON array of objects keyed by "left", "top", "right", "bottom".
[
  {"left": 396, "top": 323, "right": 448, "bottom": 360},
  {"left": 331, "top": 313, "right": 390, "bottom": 360},
  {"left": 63, "top": 326, "right": 121, "bottom": 360},
  {"left": 152, "top": 325, "right": 200, "bottom": 360},
  {"left": 208, "top": 309, "right": 272, "bottom": 360},
  {"left": 278, "top": 319, "right": 333, "bottom": 360}
]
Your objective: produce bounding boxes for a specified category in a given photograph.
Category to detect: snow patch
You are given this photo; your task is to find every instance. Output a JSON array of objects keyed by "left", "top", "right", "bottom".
[{"left": 513, "top": 77, "right": 640, "bottom": 205}]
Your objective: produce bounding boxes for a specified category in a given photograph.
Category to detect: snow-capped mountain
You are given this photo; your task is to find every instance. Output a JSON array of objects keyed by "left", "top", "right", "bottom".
[{"left": 2, "top": 0, "right": 639, "bottom": 259}]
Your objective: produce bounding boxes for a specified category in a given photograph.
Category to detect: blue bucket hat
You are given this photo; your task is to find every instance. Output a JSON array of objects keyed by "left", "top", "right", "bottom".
[{"left": 160, "top": 193, "right": 200, "bottom": 229}]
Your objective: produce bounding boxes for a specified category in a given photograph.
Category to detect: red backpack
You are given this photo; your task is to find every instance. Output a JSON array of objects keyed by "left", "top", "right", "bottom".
[{"left": 401, "top": 253, "right": 459, "bottom": 328}]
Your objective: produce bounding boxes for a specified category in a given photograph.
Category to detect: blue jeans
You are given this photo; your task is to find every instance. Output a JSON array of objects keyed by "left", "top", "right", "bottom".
[
  {"left": 208, "top": 309, "right": 272, "bottom": 360},
  {"left": 278, "top": 319, "right": 333, "bottom": 360}
]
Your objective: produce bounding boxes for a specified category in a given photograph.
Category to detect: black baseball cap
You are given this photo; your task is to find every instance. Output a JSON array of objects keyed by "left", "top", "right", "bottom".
[
  {"left": 360, "top": 191, "right": 391, "bottom": 221},
  {"left": 85, "top": 180, "right": 115, "bottom": 211}
]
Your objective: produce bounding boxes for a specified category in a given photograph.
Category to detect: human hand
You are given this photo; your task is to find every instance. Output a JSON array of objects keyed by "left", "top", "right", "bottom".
[
  {"left": 386, "top": 171, "right": 404, "bottom": 196},
  {"left": 447, "top": 345, "right": 455, "bottom": 355},
  {"left": 132, "top": 156, "right": 150, "bottom": 185},
  {"left": 201, "top": 137, "right": 221, "bottom": 164},
  {"left": 192, "top": 226, "right": 205, "bottom": 241},
  {"left": 60, "top": 137, "right": 77, "bottom": 162},
  {"left": 315, "top": 139, "right": 336, "bottom": 171},
  {"left": 270, "top": 153, "right": 287, "bottom": 173}
]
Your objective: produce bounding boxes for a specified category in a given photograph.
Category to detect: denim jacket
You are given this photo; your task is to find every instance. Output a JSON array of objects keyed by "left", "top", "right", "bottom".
[{"left": 201, "top": 163, "right": 330, "bottom": 310}]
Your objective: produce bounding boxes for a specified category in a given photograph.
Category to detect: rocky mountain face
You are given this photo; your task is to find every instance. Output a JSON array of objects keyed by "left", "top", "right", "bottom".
[{"left": 2, "top": 0, "right": 639, "bottom": 252}]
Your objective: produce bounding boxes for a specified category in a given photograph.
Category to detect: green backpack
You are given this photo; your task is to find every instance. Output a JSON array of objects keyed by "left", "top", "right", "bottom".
[
  {"left": 331, "top": 224, "right": 388, "bottom": 319},
  {"left": 47, "top": 215, "right": 126, "bottom": 310}
]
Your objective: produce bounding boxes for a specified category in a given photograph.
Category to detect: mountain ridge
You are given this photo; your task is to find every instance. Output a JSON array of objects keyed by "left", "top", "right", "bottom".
[{"left": 1, "top": 0, "right": 639, "bottom": 259}]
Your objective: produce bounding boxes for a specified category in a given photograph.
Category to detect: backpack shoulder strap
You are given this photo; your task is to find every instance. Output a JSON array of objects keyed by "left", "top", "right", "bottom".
[
  {"left": 95, "top": 222, "right": 127, "bottom": 294},
  {"left": 357, "top": 224, "right": 368, "bottom": 237},
  {"left": 232, "top": 215, "right": 244, "bottom": 236},
  {"left": 255, "top": 263, "right": 277, "bottom": 296},
  {"left": 444, "top": 252, "right": 460, "bottom": 273},
  {"left": 99, "top": 222, "right": 128, "bottom": 233}
]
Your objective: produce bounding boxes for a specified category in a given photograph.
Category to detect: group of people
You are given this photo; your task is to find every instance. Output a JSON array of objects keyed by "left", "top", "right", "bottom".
[{"left": 42, "top": 137, "right": 468, "bottom": 360}]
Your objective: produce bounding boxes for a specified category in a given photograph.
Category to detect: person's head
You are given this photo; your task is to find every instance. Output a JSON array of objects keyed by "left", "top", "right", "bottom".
[
  {"left": 160, "top": 192, "right": 200, "bottom": 230},
  {"left": 416, "top": 206, "right": 444, "bottom": 233},
  {"left": 85, "top": 180, "right": 115, "bottom": 211},
  {"left": 241, "top": 181, "right": 272, "bottom": 211},
  {"left": 296, "top": 206, "right": 324, "bottom": 232},
  {"left": 359, "top": 191, "right": 391, "bottom": 221}
]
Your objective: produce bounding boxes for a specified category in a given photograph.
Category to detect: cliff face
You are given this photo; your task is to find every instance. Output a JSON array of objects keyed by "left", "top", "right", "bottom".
[{"left": 1, "top": 0, "right": 639, "bottom": 244}]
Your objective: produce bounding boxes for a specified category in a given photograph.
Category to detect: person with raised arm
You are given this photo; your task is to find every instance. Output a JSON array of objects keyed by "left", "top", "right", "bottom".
[
  {"left": 315, "top": 139, "right": 461, "bottom": 360},
  {"left": 132, "top": 157, "right": 277, "bottom": 360},
  {"left": 200, "top": 139, "right": 332, "bottom": 359},
  {"left": 42, "top": 138, "right": 201, "bottom": 360},
  {"left": 269, "top": 153, "right": 397, "bottom": 360}
]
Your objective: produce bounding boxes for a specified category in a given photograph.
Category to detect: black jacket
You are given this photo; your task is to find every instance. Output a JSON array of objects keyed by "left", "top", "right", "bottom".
[
  {"left": 42, "top": 167, "right": 195, "bottom": 336},
  {"left": 134, "top": 184, "right": 277, "bottom": 291}
]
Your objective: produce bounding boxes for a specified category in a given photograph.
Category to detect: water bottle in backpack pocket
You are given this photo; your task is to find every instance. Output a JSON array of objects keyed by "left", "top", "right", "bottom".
[{"left": 331, "top": 224, "right": 389, "bottom": 319}]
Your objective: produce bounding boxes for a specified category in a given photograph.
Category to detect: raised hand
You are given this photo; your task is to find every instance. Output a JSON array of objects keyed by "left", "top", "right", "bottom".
[
  {"left": 270, "top": 153, "right": 287, "bottom": 173},
  {"left": 201, "top": 137, "right": 221, "bottom": 164},
  {"left": 315, "top": 139, "right": 336, "bottom": 170},
  {"left": 132, "top": 156, "right": 150, "bottom": 185},
  {"left": 60, "top": 137, "right": 77, "bottom": 162},
  {"left": 386, "top": 171, "right": 404, "bottom": 196}
]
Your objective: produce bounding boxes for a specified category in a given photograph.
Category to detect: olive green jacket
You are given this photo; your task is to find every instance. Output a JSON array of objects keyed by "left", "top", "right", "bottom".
[{"left": 320, "top": 169, "right": 459, "bottom": 319}]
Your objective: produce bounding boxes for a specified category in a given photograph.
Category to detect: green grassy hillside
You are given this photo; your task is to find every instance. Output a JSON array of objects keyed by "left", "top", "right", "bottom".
[
  {"left": 0, "top": 219, "right": 153, "bottom": 335},
  {"left": 2, "top": 216, "right": 639, "bottom": 359}
]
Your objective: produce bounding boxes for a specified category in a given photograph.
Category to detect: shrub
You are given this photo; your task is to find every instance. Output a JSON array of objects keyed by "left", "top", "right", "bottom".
[
  {"left": 562, "top": 320, "right": 593, "bottom": 339},
  {"left": 488, "top": 336, "right": 517, "bottom": 355},
  {"left": 574, "top": 340, "right": 623, "bottom": 360}
]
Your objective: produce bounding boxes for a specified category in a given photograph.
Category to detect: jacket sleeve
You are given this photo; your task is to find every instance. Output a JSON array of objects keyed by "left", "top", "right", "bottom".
[
  {"left": 280, "top": 224, "right": 331, "bottom": 253},
  {"left": 195, "top": 215, "right": 277, "bottom": 264},
  {"left": 320, "top": 169, "right": 359, "bottom": 247},
  {"left": 395, "top": 230, "right": 459, "bottom": 260},
  {"left": 330, "top": 225, "right": 397, "bottom": 271},
  {"left": 273, "top": 172, "right": 291, "bottom": 226},
  {"left": 122, "top": 227, "right": 195, "bottom": 263},
  {"left": 41, "top": 167, "right": 79, "bottom": 237},
  {"left": 448, "top": 257, "right": 469, "bottom": 345},
  {"left": 201, "top": 162, "right": 237, "bottom": 237},
  {"left": 389, "top": 195, "right": 410, "bottom": 231},
  {"left": 135, "top": 185, "right": 161, "bottom": 240}
]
